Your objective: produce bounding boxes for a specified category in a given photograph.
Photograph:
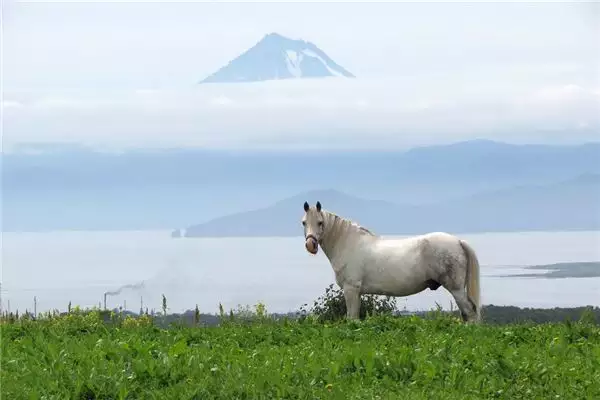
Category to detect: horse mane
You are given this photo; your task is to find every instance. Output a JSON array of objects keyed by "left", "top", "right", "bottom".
[{"left": 324, "top": 210, "right": 377, "bottom": 237}]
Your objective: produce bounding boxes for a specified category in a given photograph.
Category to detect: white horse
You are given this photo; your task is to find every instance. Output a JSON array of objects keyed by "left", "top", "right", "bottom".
[{"left": 301, "top": 201, "right": 481, "bottom": 323}]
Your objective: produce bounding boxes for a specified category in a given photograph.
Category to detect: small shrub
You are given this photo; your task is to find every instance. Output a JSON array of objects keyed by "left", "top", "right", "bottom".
[
  {"left": 254, "top": 302, "right": 267, "bottom": 319},
  {"left": 301, "top": 284, "right": 397, "bottom": 322},
  {"left": 162, "top": 294, "right": 168, "bottom": 316},
  {"left": 579, "top": 306, "right": 597, "bottom": 325},
  {"left": 122, "top": 314, "right": 153, "bottom": 329},
  {"left": 194, "top": 304, "right": 201, "bottom": 325}
]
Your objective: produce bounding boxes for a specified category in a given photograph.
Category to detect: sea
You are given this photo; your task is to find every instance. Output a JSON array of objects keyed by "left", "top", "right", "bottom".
[{"left": 2, "top": 230, "right": 600, "bottom": 315}]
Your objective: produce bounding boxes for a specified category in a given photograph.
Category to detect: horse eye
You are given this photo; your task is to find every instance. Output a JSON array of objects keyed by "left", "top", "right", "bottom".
[
  {"left": 302, "top": 221, "right": 306, "bottom": 226},
  {"left": 318, "top": 221, "right": 323, "bottom": 226}
]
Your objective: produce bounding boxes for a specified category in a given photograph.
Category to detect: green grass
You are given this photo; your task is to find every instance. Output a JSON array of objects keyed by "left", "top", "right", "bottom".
[{"left": 2, "top": 310, "right": 600, "bottom": 399}]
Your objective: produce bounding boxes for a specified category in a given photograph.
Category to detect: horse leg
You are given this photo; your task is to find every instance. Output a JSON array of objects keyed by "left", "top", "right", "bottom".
[
  {"left": 343, "top": 285, "right": 361, "bottom": 319},
  {"left": 449, "top": 289, "right": 478, "bottom": 323},
  {"left": 437, "top": 263, "right": 478, "bottom": 323}
]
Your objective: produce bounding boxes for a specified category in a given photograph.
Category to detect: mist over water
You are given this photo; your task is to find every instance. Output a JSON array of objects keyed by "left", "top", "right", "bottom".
[{"left": 2, "top": 230, "right": 599, "bottom": 315}]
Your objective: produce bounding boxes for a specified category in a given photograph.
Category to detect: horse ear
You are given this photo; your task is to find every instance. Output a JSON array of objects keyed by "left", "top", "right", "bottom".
[
  {"left": 304, "top": 201, "right": 310, "bottom": 212},
  {"left": 316, "top": 201, "right": 322, "bottom": 212}
]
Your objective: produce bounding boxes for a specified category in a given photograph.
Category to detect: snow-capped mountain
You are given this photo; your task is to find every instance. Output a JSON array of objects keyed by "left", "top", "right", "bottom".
[{"left": 199, "top": 33, "right": 355, "bottom": 84}]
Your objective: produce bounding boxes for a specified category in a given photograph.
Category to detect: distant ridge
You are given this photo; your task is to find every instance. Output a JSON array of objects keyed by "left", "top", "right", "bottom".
[
  {"left": 199, "top": 32, "right": 354, "bottom": 84},
  {"left": 4, "top": 140, "right": 600, "bottom": 232},
  {"left": 178, "top": 174, "right": 600, "bottom": 237}
]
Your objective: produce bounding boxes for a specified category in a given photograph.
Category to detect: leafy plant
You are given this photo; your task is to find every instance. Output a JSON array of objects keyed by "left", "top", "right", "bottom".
[
  {"left": 161, "top": 294, "right": 168, "bottom": 316},
  {"left": 194, "top": 304, "right": 201, "bottom": 325},
  {"left": 300, "top": 284, "right": 398, "bottom": 321}
]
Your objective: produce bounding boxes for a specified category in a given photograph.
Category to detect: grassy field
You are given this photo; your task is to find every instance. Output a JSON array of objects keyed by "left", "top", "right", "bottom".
[{"left": 2, "top": 308, "right": 600, "bottom": 400}]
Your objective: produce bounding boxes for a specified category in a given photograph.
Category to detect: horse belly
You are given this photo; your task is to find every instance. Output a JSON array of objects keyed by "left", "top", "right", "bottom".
[
  {"left": 362, "top": 279, "right": 429, "bottom": 297},
  {"left": 361, "top": 259, "right": 430, "bottom": 297}
]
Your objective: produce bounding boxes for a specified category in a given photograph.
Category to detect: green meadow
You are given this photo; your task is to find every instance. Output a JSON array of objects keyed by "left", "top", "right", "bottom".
[{"left": 2, "top": 305, "right": 599, "bottom": 400}]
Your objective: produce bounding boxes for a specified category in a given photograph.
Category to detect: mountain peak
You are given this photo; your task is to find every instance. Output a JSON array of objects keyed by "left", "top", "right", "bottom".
[
  {"left": 263, "top": 32, "right": 289, "bottom": 41},
  {"left": 199, "top": 33, "right": 355, "bottom": 84}
]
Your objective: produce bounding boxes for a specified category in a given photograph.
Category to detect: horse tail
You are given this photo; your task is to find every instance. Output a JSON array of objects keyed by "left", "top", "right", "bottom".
[{"left": 459, "top": 239, "right": 481, "bottom": 322}]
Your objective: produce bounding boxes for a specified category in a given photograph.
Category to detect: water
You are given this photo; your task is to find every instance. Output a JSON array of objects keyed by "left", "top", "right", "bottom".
[{"left": 2, "top": 230, "right": 600, "bottom": 315}]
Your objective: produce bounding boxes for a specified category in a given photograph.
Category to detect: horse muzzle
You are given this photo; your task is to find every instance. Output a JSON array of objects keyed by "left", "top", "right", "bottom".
[{"left": 305, "top": 235, "right": 319, "bottom": 255}]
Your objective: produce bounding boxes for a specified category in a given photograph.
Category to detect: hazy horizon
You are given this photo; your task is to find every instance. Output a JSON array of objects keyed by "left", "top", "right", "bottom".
[{"left": 3, "top": 230, "right": 600, "bottom": 315}]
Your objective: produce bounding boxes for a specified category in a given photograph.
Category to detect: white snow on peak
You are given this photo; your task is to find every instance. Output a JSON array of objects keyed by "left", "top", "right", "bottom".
[
  {"left": 302, "top": 49, "right": 345, "bottom": 78},
  {"left": 284, "top": 50, "right": 303, "bottom": 78},
  {"left": 283, "top": 48, "right": 345, "bottom": 79}
]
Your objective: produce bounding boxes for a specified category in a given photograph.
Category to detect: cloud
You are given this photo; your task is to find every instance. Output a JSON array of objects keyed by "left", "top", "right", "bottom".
[
  {"left": 1, "top": 100, "right": 24, "bottom": 109},
  {"left": 527, "top": 84, "right": 598, "bottom": 104},
  {"left": 32, "top": 97, "right": 87, "bottom": 109},
  {"left": 510, "top": 84, "right": 600, "bottom": 130},
  {"left": 209, "top": 95, "right": 235, "bottom": 107},
  {"left": 2, "top": 77, "right": 599, "bottom": 152}
]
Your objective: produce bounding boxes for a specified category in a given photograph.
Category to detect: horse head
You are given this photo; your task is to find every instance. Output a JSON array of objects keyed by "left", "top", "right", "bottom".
[{"left": 301, "top": 200, "right": 324, "bottom": 255}]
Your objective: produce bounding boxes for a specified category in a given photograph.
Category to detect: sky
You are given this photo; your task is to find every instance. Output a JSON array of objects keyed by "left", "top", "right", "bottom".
[{"left": 2, "top": 0, "right": 599, "bottom": 151}]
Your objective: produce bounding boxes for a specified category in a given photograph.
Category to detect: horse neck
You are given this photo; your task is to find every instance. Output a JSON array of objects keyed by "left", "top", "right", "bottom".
[{"left": 320, "top": 212, "right": 372, "bottom": 264}]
